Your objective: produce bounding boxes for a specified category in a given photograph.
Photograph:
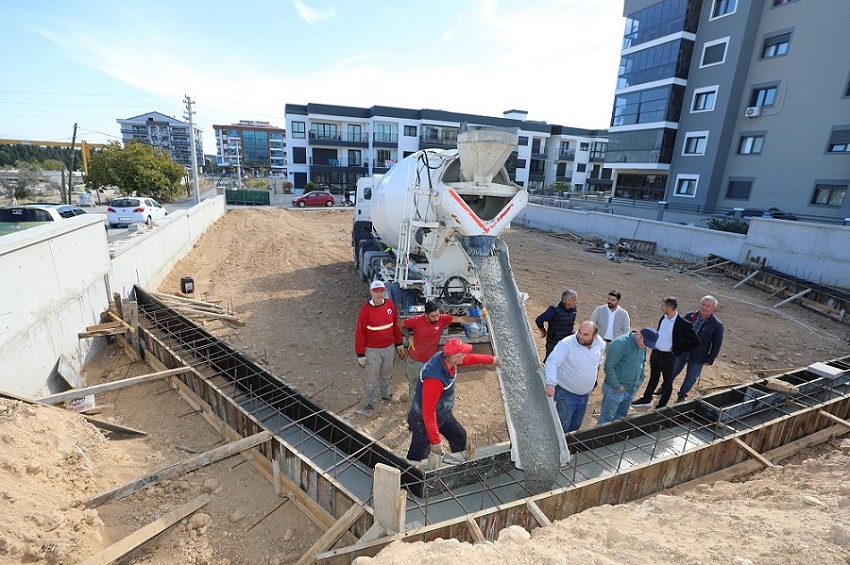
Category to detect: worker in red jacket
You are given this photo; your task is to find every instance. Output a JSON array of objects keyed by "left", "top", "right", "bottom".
[
  {"left": 354, "top": 280, "right": 404, "bottom": 417},
  {"left": 406, "top": 338, "right": 500, "bottom": 469}
]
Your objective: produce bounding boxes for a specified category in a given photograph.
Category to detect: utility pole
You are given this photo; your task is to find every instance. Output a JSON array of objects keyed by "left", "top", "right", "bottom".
[
  {"left": 67, "top": 123, "right": 77, "bottom": 205},
  {"left": 234, "top": 142, "right": 243, "bottom": 190},
  {"left": 183, "top": 95, "right": 201, "bottom": 204}
]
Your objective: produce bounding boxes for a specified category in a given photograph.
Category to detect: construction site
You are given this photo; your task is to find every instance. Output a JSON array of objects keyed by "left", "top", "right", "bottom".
[{"left": 3, "top": 134, "right": 850, "bottom": 563}]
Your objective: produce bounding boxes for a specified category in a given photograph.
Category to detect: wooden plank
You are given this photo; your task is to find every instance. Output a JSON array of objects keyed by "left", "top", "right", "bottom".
[
  {"left": 690, "top": 260, "right": 731, "bottom": 273},
  {"left": 296, "top": 504, "right": 365, "bottom": 565},
  {"left": 171, "top": 306, "right": 244, "bottom": 324},
  {"left": 39, "top": 367, "right": 192, "bottom": 404},
  {"left": 86, "top": 321, "right": 124, "bottom": 331},
  {"left": 818, "top": 410, "right": 850, "bottom": 428},
  {"left": 115, "top": 333, "right": 142, "bottom": 362},
  {"left": 150, "top": 290, "right": 224, "bottom": 308},
  {"left": 106, "top": 311, "right": 135, "bottom": 333},
  {"left": 732, "top": 269, "right": 760, "bottom": 290},
  {"left": 85, "top": 430, "right": 271, "bottom": 508},
  {"left": 733, "top": 437, "right": 775, "bottom": 468},
  {"left": 774, "top": 288, "right": 812, "bottom": 308},
  {"left": 79, "top": 326, "right": 127, "bottom": 338},
  {"left": 465, "top": 517, "right": 485, "bottom": 543},
  {"left": 372, "top": 464, "right": 404, "bottom": 534},
  {"left": 78, "top": 494, "right": 210, "bottom": 565},
  {"left": 526, "top": 500, "right": 551, "bottom": 527}
]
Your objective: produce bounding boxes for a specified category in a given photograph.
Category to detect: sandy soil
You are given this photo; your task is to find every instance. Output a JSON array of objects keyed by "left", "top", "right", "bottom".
[{"left": 2, "top": 207, "right": 850, "bottom": 564}]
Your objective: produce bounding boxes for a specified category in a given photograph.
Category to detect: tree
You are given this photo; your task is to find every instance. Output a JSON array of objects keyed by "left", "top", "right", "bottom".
[
  {"left": 544, "top": 182, "right": 572, "bottom": 196},
  {"left": 85, "top": 141, "right": 185, "bottom": 202},
  {"left": 12, "top": 160, "right": 40, "bottom": 200},
  {"left": 706, "top": 216, "right": 749, "bottom": 234}
]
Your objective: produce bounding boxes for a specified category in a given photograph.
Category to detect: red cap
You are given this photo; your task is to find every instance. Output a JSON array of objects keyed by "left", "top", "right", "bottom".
[{"left": 443, "top": 338, "right": 472, "bottom": 357}]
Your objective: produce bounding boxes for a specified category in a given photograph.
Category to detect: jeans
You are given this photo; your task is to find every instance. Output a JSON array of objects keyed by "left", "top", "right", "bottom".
[
  {"left": 406, "top": 409, "right": 467, "bottom": 461},
  {"left": 637, "top": 349, "right": 676, "bottom": 407},
  {"left": 597, "top": 382, "right": 640, "bottom": 426},
  {"left": 673, "top": 353, "right": 704, "bottom": 399},
  {"left": 406, "top": 356, "right": 425, "bottom": 408},
  {"left": 553, "top": 385, "right": 589, "bottom": 433},
  {"left": 364, "top": 345, "right": 394, "bottom": 405}
]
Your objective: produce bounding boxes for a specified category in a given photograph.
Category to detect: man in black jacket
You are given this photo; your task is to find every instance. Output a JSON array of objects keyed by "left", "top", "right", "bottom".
[
  {"left": 632, "top": 296, "right": 700, "bottom": 409},
  {"left": 673, "top": 296, "right": 724, "bottom": 402},
  {"left": 535, "top": 289, "right": 578, "bottom": 361}
]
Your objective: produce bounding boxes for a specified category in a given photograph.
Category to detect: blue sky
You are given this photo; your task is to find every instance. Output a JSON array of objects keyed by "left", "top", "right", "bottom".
[{"left": 0, "top": 1, "right": 625, "bottom": 153}]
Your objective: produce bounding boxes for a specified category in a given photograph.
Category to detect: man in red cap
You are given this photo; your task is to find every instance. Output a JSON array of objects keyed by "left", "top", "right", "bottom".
[
  {"left": 406, "top": 338, "right": 500, "bottom": 469},
  {"left": 354, "top": 280, "right": 405, "bottom": 416}
]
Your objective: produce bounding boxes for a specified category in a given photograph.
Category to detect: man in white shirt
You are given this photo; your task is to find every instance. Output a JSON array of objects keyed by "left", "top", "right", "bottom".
[
  {"left": 544, "top": 321, "right": 606, "bottom": 432},
  {"left": 589, "top": 290, "right": 631, "bottom": 343}
]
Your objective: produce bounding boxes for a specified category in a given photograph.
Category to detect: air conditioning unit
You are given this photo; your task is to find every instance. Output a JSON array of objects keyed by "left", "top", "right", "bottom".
[{"left": 745, "top": 106, "right": 761, "bottom": 118}]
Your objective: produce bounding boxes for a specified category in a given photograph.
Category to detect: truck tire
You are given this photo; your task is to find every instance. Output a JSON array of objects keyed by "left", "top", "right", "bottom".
[{"left": 357, "top": 239, "right": 381, "bottom": 280}]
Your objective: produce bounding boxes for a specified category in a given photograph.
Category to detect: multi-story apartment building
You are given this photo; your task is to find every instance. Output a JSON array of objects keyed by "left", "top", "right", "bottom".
[
  {"left": 284, "top": 103, "right": 609, "bottom": 194},
  {"left": 116, "top": 112, "right": 203, "bottom": 170},
  {"left": 213, "top": 120, "right": 286, "bottom": 177},
  {"left": 605, "top": 0, "right": 850, "bottom": 223}
]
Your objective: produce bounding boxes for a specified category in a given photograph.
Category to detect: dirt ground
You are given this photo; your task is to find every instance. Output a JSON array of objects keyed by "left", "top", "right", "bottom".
[{"left": 2, "top": 207, "right": 850, "bottom": 564}]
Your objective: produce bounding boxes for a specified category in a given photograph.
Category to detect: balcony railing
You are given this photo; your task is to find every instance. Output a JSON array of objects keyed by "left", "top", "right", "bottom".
[
  {"left": 309, "top": 157, "right": 369, "bottom": 167},
  {"left": 309, "top": 132, "right": 370, "bottom": 143},
  {"left": 373, "top": 133, "right": 399, "bottom": 144},
  {"left": 558, "top": 149, "right": 575, "bottom": 160}
]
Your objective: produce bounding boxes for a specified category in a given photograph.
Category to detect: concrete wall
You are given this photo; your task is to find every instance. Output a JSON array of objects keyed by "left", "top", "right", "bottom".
[
  {"left": 0, "top": 196, "right": 226, "bottom": 397},
  {"left": 514, "top": 203, "right": 850, "bottom": 287}
]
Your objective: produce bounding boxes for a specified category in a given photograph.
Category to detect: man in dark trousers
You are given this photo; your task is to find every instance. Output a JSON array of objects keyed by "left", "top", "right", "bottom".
[
  {"left": 673, "top": 295, "right": 724, "bottom": 402},
  {"left": 632, "top": 296, "right": 700, "bottom": 409},
  {"left": 535, "top": 289, "right": 578, "bottom": 361},
  {"left": 406, "top": 338, "right": 500, "bottom": 469}
]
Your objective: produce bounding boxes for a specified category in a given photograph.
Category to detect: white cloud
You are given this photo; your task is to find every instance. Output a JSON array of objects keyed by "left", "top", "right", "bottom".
[{"left": 292, "top": 0, "right": 335, "bottom": 25}]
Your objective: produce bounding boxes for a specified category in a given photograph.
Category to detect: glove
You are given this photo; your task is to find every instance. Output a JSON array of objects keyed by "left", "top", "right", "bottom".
[
  {"left": 425, "top": 444, "right": 444, "bottom": 470},
  {"left": 396, "top": 345, "right": 405, "bottom": 359},
  {"left": 480, "top": 308, "right": 487, "bottom": 319},
  {"left": 492, "top": 355, "right": 502, "bottom": 367},
  {"left": 357, "top": 357, "right": 367, "bottom": 368}
]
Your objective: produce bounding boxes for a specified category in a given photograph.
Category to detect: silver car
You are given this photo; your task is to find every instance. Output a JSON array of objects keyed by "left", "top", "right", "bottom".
[{"left": 106, "top": 197, "right": 167, "bottom": 228}]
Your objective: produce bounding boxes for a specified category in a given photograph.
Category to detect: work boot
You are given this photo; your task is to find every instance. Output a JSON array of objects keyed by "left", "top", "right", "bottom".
[
  {"left": 676, "top": 395, "right": 687, "bottom": 403},
  {"left": 356, "top": 404, "right": 373, "bottom": 416},
  {"left": 380, "top": 392, "right": 394, "bottom": 402}
]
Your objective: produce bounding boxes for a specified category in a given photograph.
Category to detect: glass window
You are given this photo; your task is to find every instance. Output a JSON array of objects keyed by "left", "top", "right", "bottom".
[
  {"left": 404, "top": 125, "right": 417, "bottom": 137},
  {"left": 622, "top": 0, "right": 699, "bottom": 49},
  {"left": 811, "top": 184, "right": 847, "bottom": 206},
  {"left": 726, "top": 180, "right": 753, "bottom": 199},
  {"left": 292, "top": 146, "right": 306, "bottom": 164},
  {"left": 518, "top": 136, "right": 529, "bottom": 146},
  {"left": 347, "top": 124, "right": 362, "bottom": 142},
  {"left": 762, "top": 33, "right": 791, "bottom": 58},
  {"left": 773, "top": 0, "right": 800, "bottom": 5},
  {"left": 738, "top": 135, "right": 765, "bottom": 154},
  {"left": 827, "top": 129, "right": 850, "bottom": 152},
  {"left": 750, "top": 86, "right": 778, "bottom": 107},
  {"left": 683, "top": 133, "right": 708, "bottom": 156},
  {"left": 577, "top": 163, "right": 587, "bottom": 172},
  {"left": 701, "top": 38, "right": 728, "bottom": 67},
  {"left": 580, "top": 142, "right": 589, "bottom": 151},
  {"left": 674, "top": 176, "right": 698, "bottom": 197},
  {"left": 692, "top": 87, "right": 718, "bottom": 112},
  {"left": 617, "top": 39, "right": 693, "bottom": 89},
  {"left": 291, "top": 121, "right": 305, "bottom": 139},
  {"left": 711, "top": 0, "right": 737, "bottom": 18}
]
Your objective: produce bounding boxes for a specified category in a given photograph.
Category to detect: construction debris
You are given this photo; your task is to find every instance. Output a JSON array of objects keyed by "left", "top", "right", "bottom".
[{"left": 150, "top": 290, "right": 244, "bottom": 326}]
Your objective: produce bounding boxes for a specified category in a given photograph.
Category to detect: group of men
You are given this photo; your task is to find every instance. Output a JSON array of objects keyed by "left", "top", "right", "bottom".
[
  {"left": 354, "top": 279, "right": 724, "bottom": 468},
  {"left": 536, "top": 290, "right": 725, "bottom": 432}
]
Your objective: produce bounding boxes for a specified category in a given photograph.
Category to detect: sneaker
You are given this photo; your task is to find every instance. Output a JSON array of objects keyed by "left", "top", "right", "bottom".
[
  {"left": 380, "top": 393, "right": 394, "bottom": 402},
  {"left": 632, "top": 398, "right": 653, "bottom": 407},
  {"left": 676, "top": 396, "right": 687, "bottom": 403},
  {"left": 356, "top": 404, "right": 373, "bottom": 416},
  {"left": 652, "top": 389, "right": 662, "bottom": 397}
]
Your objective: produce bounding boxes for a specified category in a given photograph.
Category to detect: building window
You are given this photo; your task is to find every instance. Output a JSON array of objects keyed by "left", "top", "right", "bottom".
[
  {"left": 292, "top": 147, "right": 306, "bottom": 164},
  {"left": 711, "top": 0, "right": 737, "bottom": 19},
  {"left": 515, "top": 158, "right": 526, "bottom": 169},
  {"left": 738, "top": 135, "right": 765, "bottom": 155},
  {"left": 674, "top": 175, "right": 698, "bottom": 197},
  {"left": 577, "top": 163, "right": 587, "bottom": 172},
  {"left": 827, "top": 129, "right": 850, "bottom": 152},
  {"left": 692, "top": 87, "right": 718, "bottom": 112},
  {"left": 291, "top": 121, "right": 305, "bottom": 139},
  {"left": 750, "top": 85, "right": 778, "bottom": 107},
  {"left": 518, "top": 136, "right": 529, "bottom": 146},
  {"left": 811, "top": 184, "right": 847, "bottom": 206},
  {"left": 404, "top": 125, "right": 417, "bottom": 137},
  {"left": 773, "top": 0, "right": 800, "bottom": 6},
  {"left": 726, "top": 179, "right": 753, "bottom": 199},
  {"left": 683, "top": 132, "right": 708, "bottom": 156},
  {"left": 701, "top": 38, "right": 729, "bottom": 67},
  {"left": 762, "top": 33, "right": 791, "bottom": 58},
  {"left": 580, "top": 142, "right": 589, "bottom": 151}
]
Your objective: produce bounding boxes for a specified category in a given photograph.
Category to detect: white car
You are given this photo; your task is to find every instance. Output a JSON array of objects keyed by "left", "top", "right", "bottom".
[{"left": 106, "top": 197, "right": 167, "bottom": 228}]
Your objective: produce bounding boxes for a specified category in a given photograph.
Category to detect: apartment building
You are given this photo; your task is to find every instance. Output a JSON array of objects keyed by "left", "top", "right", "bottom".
[
  {"left": 116, "top": 112, "right": 203, "bottom": 170},
  {"left": 213, "top": 120, "right": 286, "bottom": 177},
  {"left": 283, "top": 103, "right": 609, "bottom": 194},
  {"left": 606, "top": 0, "right": 850, "bottom": 223}
]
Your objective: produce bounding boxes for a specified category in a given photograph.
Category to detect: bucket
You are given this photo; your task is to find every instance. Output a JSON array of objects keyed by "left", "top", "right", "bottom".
[{"left": 180, "top": 276, "right": 195, "bottom": 295}]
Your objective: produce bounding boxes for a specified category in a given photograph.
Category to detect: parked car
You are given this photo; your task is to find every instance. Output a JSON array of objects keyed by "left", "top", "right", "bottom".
[
  {"left": 292, "top": 191, "right": 335, "bottom": 208},
  {"left": 0, "top": 204, "right": 88, "bottom": 236},
  {"left": 724, "top": 207, "right": 798, "bottom": 221},
  {"left": 106, "top": 197, "right": 167, "bottom": 228}
]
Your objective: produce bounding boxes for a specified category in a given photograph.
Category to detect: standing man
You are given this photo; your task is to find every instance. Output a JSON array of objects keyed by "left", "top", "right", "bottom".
[
  {"left": 401, "top": 300, "right": 484, "bottom": 407},
  {"left": 406, "top": 338, "right": 500, "bottom": 468},
  {"left": 543, "top": 321, "right": 606, "bottom": 433},
  {"left": 673, "top": 296, "right": 724, "bottom": 403},
  {"left": 354, "top": 280, "right": 405, "bottom": 416},
  {"left": 597, "top": 328, "right": 657, "bottom": 426},
  {"left": 589, "top": 290, "right": 631, "bottom": 343},
  {"left": 632, "top": 297, "right": 700, "bottom": 409},
  {"left": 536, "top": 289, "right": 578, "bottom": 361}
]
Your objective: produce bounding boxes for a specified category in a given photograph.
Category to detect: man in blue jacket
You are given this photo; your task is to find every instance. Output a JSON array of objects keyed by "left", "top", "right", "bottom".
[
  {"left": 597, "top": 328, "right": 657, "bottom": 425},
  {"left": 673, "top": 296, "right": 724, "bottom": 402},
  {"left": 536, "top": 289, "right": 578, "bottom": 361}
]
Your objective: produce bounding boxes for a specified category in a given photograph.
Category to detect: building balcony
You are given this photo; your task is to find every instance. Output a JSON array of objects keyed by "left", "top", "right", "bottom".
[
  {"left": 558, "top": 149, "right": 575, "bottom": 161},
  {"left": 555, "top": 174, "right": 573, "bottom": 182},
  {"left": 309, "top": 157, "right": 369, "bottom": 172},
  {"left": 372, "top": 133, "right": 398, "bottom": 147},
  {"left": 589, "top": 152, "right": 606, "bottom": 162},
  {"left": 419, "top": 135, "right": 457, "bottom": 149},
  {"left": 528, "top": 172, "right": 545, "bottom": 182},
  {"left": 309, "top": 132, "right": 369, "bottom": 147}
]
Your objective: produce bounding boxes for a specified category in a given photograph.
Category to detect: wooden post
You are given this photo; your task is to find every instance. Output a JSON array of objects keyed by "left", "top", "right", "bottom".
[
  {"left": 774, "top": 288, "right": 812, "bottom": 309},
  {"left": 732, "top": 270, "right": 760, "bottom": 290},
  {"left": 733, "top": 437, "right": 775, "bottom": 468},
  {"left": 527, "top": 500, "right": 552, "bottom": 527},
  {"left": 295, "top": 504, "right": 365, "bottom": 565},
  {"left": 465, "top": 517, "right": 485, "bottom": 542},
  {"left": 372, "top": 463, "right": 405, "bottom": 535}
]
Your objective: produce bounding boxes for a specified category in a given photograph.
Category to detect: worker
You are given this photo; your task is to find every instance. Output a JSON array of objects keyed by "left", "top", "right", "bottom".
[
  {"left": 354, "top": 280, "right": 405, "bottom": 417},
  {"left": 589, "top": 290, "right": 631, "bottom": 343},
  {"left": 597, "top": 328, "right": 657, "bottom": 426},
  {"left": 406, "top": 338, "right": 500, "bottom": 469},
  {"left": 543, "top": 320, "right": 606, "bottom": 432},
  {"left": 400, "top": 300, "right": 485, "bottom": 407},
  {"left": 536, "top": 290, "right": 578, "bottom": 362}
]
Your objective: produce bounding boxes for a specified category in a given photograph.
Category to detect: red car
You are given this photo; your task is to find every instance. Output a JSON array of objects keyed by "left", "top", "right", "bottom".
[{"left": 292, "top": 191, "right": 335, "bottom": 207}]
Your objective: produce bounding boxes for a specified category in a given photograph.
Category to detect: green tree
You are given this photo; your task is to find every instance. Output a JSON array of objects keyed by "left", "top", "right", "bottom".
[
  {"left": 12, "top": 160, "right": 40, "bottom": 199},
  {"left": 85, "top": 141, "right": 184, "bottom": 201},
  {"left": 706, "top": 216, "right": 749, "bottom": 234},
  {"left": 544, "top": 182, "right": 572, "bottom": 196},
  {"left": 42, "top": 159, "right": 65, "bottom": 171}
]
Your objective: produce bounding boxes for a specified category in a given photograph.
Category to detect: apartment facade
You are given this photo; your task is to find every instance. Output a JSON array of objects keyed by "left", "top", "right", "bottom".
[
  {"left": 284, "top": 103, "right": 609, "bottom": 194},
  {"left": 605, "top": 0, "right": 850, "bottom": 223},
  {"left": 213, "top": 120, "right": 286, "bottom": 177},
  {"left": 116, "top": 112, "right": 203, "bottom": 170}
]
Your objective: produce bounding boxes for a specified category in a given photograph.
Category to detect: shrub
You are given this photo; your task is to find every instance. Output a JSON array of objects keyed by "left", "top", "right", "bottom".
[{"left": 706, "top": 216, "right": 749, "bottom": 234}]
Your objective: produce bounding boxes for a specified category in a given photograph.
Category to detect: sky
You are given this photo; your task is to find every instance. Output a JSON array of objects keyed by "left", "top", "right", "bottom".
[{"left": 0, "top": 0, "right": 626, "bottom": 154}]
